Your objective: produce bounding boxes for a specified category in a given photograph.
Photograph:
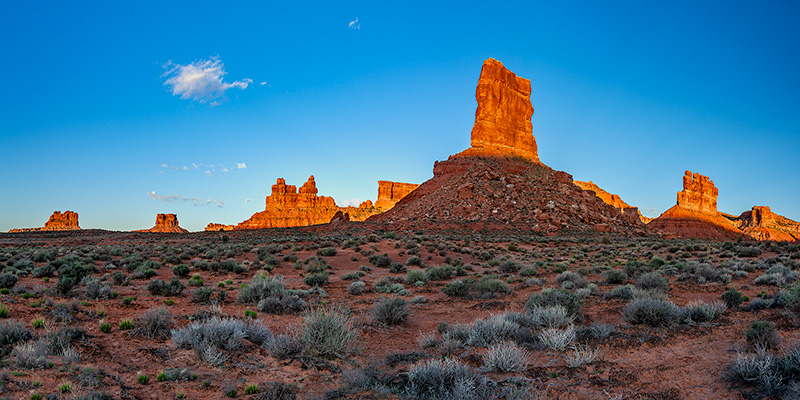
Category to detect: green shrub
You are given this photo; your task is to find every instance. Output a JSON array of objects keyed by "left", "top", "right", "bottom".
[
  {"left": 137, "top": 374, "right": 149, "bottom": 385},
  {"left": 406, "top": 269, "right": 429, "bottom": 285},
  {"left": 604, "top": 270, "right": 627, "bottom": 284},
  {"left": 389, "top": 263, "right": 407, "bottom": 274},
  {"left": 722, "top": 289, "right": 745, "bottom": 308},
  {"left": 132, "top": 307, "right": 174, "bottom": 339},
  {"left": 317, "top": 247, "right": 337, "bottom": 257},
  {"left": 146, "top": 278, "right": 185, "bottom": 296},
  {"left": 122, "top": 296, "right": 136, "bottom": 305},
  {"left": 745, "top": 320, "right": 781, "bottom": 350},
  {"left": 119, "top": 320, "right": 134, "bottom": 330},
  {"left": 304, "top": 272, "right": 329, "bottom": 287},
  {"left": 244, "top": 384, "right": 260, "bottom": 394},
  {"left": 442, "top": 279, "right": 473, "bottom": 297},
  {"left": 99, "top": 323, "right": 112, "bottom": 333},
  {"left": 737, "top": 247, "right": 762, "bottom": 257},
  {"left": 621, "top": 297, "right": 681, "bottom": 327},
  {"left": 499, "top": 261, "right": 521, "bottom": 274},
  {"left": 0, "top": 273, "right": 19, "bottom": 289},
  {"left": 525, "top": 288, "right": 582, "bottom": 317},
  {"left": 347, "top": 281, "right": 366, "bottom": 295},
  {"left": 0, "top": 304, "right": 8, "bottom": 318},
  {"left": 474, "top": 277, "right": 510, "bottom": 298},
  {"left": 172, "top": 264, "right": 190, "bottom": 277},
  {"left": 369, "top": 254, "right": 392, "bottom": 268},
  {"left": 427, "top": 266, "right": 453, "bottom": 281},
  {"left": 191, "top": 287, "right": 214, "bottom": 304},
  {"left": 636, "top": 271, "right": 669, "bottom": 291}
]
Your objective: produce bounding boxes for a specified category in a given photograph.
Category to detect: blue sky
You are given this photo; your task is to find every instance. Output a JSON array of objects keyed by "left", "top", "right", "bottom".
[{"left": 2, "top": 1, "right": 798, "bottom": 232}]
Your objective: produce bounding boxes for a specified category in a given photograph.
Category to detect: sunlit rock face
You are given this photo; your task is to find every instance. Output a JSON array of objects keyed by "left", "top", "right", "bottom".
[
  {"left": 9, "top": 211, "right": 81, "bottom": 232},
  {"left": 137, "top": 214, "right": 188, "bottom": 233}
]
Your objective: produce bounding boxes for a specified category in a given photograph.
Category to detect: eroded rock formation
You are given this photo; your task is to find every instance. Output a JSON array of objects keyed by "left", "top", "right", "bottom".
[
  {"left": 455, "top": 58, "right": 539, "bottom": 163},
  {"left": 9, "top": 211, "right": 81, "bottom": 232},
  {"left": 574, "top": 181, "right": 651, "bottom": 224},
  {"left": 232, "top": 176, "right": 419, "bottom": 229},
  {"left": 205, "top": 223, "right": 234, "bottom": 232},
  {"left": 137, "top": 214, "right": 188, "bottom": 233},
  {"left": 677, "top": 171, "right": 718, "bottom": 214},
  {"left": 649, "top": 171, "right": 799, "bottom": 241},
  {"left": 735, "top": 206, "right": 800, "bottom": 242},
  {"left": 374, "top": 181, "right": 420, "bottom": 209}
]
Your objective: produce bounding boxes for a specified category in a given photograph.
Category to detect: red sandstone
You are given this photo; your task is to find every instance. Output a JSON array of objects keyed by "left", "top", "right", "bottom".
[{"left": 136, "top": 214, "right": 188, "bottom": 233}]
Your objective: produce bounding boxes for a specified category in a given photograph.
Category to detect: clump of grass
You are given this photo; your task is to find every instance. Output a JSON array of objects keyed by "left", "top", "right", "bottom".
[
  {"left": 621, "top": 297, "right": 682, "bottom": 327},
  {"left": 481, "top": 342, "right": 530, "bottom": 372},
  {"left": 371, "top": 297, "right": 410, "bottom": 326},
  {"left": 538, "top": 325, "right": 576, "bottom": 351},
  {"left": 132, "top": 307, "right": 174, "bottom": 340},
  {"left": 745, "top": 320, "right": 781, "bottom": 350},
  {"left": 525, "top": 288, "right": 582, "bottom": 317},
  {"left": 299, "top": 305, "right": 358, "bottom": 360}
]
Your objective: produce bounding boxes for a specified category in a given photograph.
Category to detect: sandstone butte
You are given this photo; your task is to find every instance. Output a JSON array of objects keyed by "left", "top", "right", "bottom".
[
  {"left": 573, "top": 181, "right": 651, "bottom": 224},
  {"left": 648, "top": 170, "right": 800, "bottom": 241},
  {"left": 135, "top": 213, "right": 188, "bottom": 233},
  {"left": 9, "top": 211, "right": 81, "bottom": 233},
  {"left": 369, "top": 58, "right": 644, "bottom": 235},
  {"left": 207, "top": 176, "right": 419, "bottom": 230}
]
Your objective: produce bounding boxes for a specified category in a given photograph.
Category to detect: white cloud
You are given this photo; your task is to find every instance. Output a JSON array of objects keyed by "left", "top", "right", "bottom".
[
  {"left": 205, "top": 170, "right": 217, "bottom": 177},
  {"left": 245, "top": 198, "right": 252, "bottom": 202},
  {"left": 338, "top": 198, "right": 362, "bottom": 207},
  {"left": 162, "top": 56, "right": 252, "bottom": 104},
  {"left": 237, "top": 162, "right": 247, "bottom": 169},
  {"left": 260, "top": 82, "right": 267, "bottom": 86},
  {"left": 148, "top": 191, "right": 224, "bottom": 207},
  {"left": 348, "top": 17, "right": 360, "bottom": 29}
]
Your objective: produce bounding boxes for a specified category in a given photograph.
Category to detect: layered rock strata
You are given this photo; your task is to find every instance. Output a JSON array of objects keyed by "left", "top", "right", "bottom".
[
  {"left": 735, "top": 206, "right": 800, "bottom": 242},
  {"left": 9, "top": 211, "right": 81, "bottom": 232},
  {"left": 137, "top": 214, "right": 188, "bottom": 233},
  {"left": 374, "top": 181, "right": 420, "bottom": 209},
  {"left": 455, "top": 58, "right": 539, "bottom": 163},
  {"left": 205, "top": 223, "right": 234, "bottom": 232}
]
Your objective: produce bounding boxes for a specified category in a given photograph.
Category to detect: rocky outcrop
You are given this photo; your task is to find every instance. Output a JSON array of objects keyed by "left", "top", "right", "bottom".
[
  {"left": 231, "top": 176, "right": 419, "bottom": 230},
  {"left": 9, "top": 211, "right": 81, "bottom": 232},
  {"left": 329, "top": 210, "right": 350, "bottom": 224},
  {"left": 735, "top": 206, "right": 800, "bottom": 242},
  {"left": 574, "top": 181, "right": 651, "bottom": 224},
  {"left": 237, "top": 176, "right": 341, "bottom": 229},
  {"left": 374, "top": 181, "right": 419, "bottom": 209},
  {"left": 137, "top": 214, "right": 188, "bottom": 233},
  {"left": 649, "top": 171, "right": 800, "bottom": 242},
  {"left": 454, "top": 58, "right": 539, "bottom": 163},
  {"left": 677, "top": 171, "right": 718, "bottom": 214},
  {"left": 205, "top": 223, "right": 234, "bottom": 232}
]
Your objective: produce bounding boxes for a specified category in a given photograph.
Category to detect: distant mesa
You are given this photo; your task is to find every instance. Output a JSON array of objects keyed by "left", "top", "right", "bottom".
[
  {"left": 648, "top": 170, "right": 800, "bottom": 241},
  {"left": 454, "top": 58, "right": 539, "bottom": 163},
  {"left": 369, "top": 59, "right": 644, "bottom": 234},
  {"left": 207, "top": 176, "right": 418, "bottom": 230},
  {"left": 573, "top": 181, "right": 651, "bottom": 224},
  {"left": 136, "top": 214, "right": 188, "bottom": 233},
  {"left": 9, "top": 210, "right": 81, "bottom": 233},
  {"left": 205, "top": 223, "right": 234, "bottom": 232}
]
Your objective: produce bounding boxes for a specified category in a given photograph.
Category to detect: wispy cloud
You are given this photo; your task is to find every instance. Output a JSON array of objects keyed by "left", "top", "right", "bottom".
[
  {"left": 147, "top": 191, "right": 224, "bottom": 207},
  {"left": 162, "top": 56, "right": 252, "bottom": 105},
  {"left": 348, "top": 17, "right": 360, "bottom": 29},
  {"left": 160, "top": 162, "right": 246, "bottom": 176}
]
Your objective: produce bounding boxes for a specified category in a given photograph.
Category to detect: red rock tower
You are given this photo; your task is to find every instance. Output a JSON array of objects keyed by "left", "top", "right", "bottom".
[
  {"left": 676, "top": 171, "right": 718, "bottom": 214},
  {"left": 464, "top": 58, "right": 539, "bottom": 163}
]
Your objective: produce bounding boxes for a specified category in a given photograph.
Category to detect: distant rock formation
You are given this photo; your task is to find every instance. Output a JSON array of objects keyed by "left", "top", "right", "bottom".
[
  {"left": 9, "top": 211, "right": 81, "bottom": 232},
  {"left": 329, "top": 210, "right": 350, "bottom": 224},
  {"left": 136, "top": 214, "right": 188, "bottom": 233},
  {"left": 677, "top": 171, "right": 718, "bottom": 214},
  {"left": 231, "top": 176, "right": 418, "bottom": 229},
  {"left": 455, "top": 58, "right": 539, "bottom": 163},
  {"left": 374, "top": 181, "right": 420, "bottom": 209},
  {"left": 649, "top": 171, "right": 799, "bottom": 241},
  {"left": 369, "top": 59, "right": 644, "bottom": 234},
  {"left": 205, "top": 223, "right": 234, "bottom": 232},
  {"left": 574, "top": 181, "right": 651, "bottom": 224},
  {"left": 735, "top": 206, "right": 800, "bottom": 242}
]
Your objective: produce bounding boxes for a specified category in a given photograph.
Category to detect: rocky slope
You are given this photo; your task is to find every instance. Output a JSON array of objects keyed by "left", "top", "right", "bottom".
[
  {"left": 9, "top": 210, "right": 81, "bottom": 232},
  {"left": 574, "top": 181, "right": 651, "bottom": 224},
  {"left": 136, "top": 214, "right": 188, "bottom": 233}
]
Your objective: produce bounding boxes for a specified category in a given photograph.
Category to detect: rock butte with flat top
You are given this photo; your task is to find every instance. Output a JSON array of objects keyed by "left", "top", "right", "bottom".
[
  {"left": 573, "top": 181, "right": 651, "bottom": 224},
  {"left": 9, "top": 210, "right": 81, "bottom": 232},
  {"left": 136, "top": 213, "right": 188, "bottom": 233}
]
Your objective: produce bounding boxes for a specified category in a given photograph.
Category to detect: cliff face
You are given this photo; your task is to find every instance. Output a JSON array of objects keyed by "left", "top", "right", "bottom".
[
  {"left": 205, "top": 223, "right": 234, "bottom": 232},
  {"left": 137, "top": 214, "right": 188, "bottom": 233},
  {"left": 455, "top": 58, "right": 539, "bottom": 163},
  {"left": 9, "top": 211, "right": 81, "bottom": 232},
  {"left": 374, "top": 181, "right": 419, "bottom": 209},
  {"left": 573, "top": 181, "right": 651, "bottom": 224},
  {"left": 677, "top": 171, "right": 718, "bottom": 214}
]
